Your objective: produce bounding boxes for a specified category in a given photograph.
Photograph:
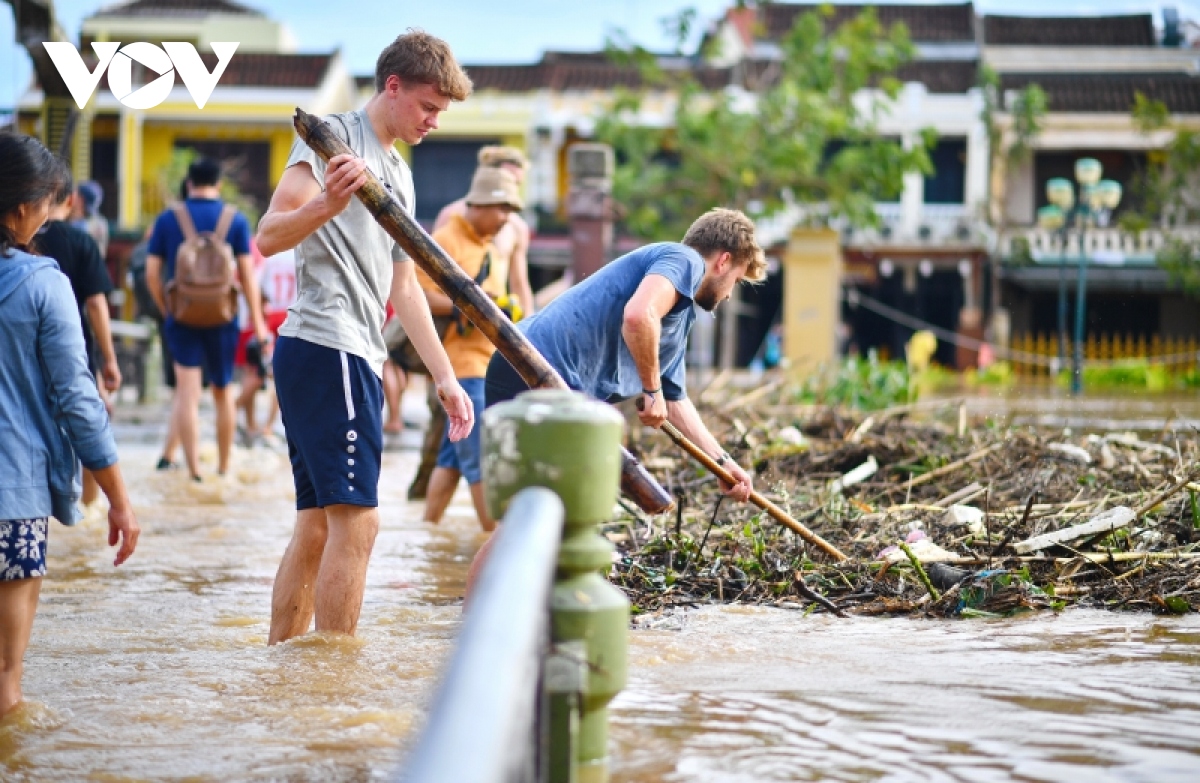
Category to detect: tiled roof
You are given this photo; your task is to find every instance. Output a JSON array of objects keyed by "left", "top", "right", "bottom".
[
  {"left": 79, "top": 51, "right": 333, "bottom": 91},
  {"left": 895, "top": 60, "right": 978, "bottom": 93},
  {"left": 89, "top": 0, "right": 262, "bottom": 18},
  {"left": 982, "top": 14, "right": 1155, "bottom": 46},
  {"left": 1000, "top": 72, "right": 1200, "bottom": 113},
  {"left": 463, "top": 54, "right": 980, "bottom": 95},
  {"left": 205, "top": 52, "right": 333, "bottom": 88},
  {"left": 763, "top": 3, "right": 976, "bottom": 43},
  {"left": 465, "top": 56, "right": 733, "bottom": 92}
]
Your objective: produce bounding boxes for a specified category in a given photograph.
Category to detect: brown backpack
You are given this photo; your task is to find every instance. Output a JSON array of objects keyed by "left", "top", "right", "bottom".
[{"left": 164, "top": 203, "right": 239, "bottom": 327}]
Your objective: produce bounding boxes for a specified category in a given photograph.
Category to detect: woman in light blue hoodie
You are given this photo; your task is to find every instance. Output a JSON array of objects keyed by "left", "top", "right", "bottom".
[{"left": 0, "top": 134, "right": 140, "bottom": 716}]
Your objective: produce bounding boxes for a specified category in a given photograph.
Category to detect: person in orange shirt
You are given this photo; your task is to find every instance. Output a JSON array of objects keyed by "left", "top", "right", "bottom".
[{"left": 419, "top": 167, "right": 521, "bottom": 531}]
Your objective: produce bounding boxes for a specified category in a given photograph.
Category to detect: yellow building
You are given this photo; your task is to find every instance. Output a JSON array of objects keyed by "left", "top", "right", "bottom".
[{"left": 18, "top": 0, "right": 354, "bottom": 229}]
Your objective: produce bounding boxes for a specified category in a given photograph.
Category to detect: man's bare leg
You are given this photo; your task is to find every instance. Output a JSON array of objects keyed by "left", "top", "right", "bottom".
[
  {"left": 383, "top": 360, "right": 405, "bottom": 435},
  {"left": 172, "top": 364, "right": 203, "bottom": 478},
  {"left": 0, "top": 577, "right": 42, "bottom": 715},
  {"left": 238, "top": 369, "right": 260, "bottom": 437},
  {"left": 314, "top": 504, "right": 380, "bottom": 636},
  {"left": 269, "top": 508, "right": 328, "bottom": 645},
  {"left": 212, "top": 384, "right": 236, "bottom": 476},
  {"left": 423, "top": 467, "right": 460, "bottom": 524},
  {"left": 467, "top": 483, "right": 496, "bottom": 532}
]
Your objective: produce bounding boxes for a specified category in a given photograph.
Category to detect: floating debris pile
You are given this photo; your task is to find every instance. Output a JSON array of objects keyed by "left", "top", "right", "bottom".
[{"left": 611, "top": 383, "right": 1200, "bottom": 619}]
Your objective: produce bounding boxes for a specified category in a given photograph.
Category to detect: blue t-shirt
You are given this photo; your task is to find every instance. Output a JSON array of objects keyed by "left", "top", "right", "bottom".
[
  {"left": 147, "top": 198, "right": 251, "bottom": 282},
  {"left": 520, "top": 242, "right": 704, "bottom": 402}
]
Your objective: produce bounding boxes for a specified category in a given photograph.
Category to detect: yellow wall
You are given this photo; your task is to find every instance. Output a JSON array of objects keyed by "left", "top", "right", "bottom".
[
  {"left": 134, "top": 120, "right": 296, "bottom": 222},
  {"left": 783, "top": 228, "right": 843, "bottom": 374}
]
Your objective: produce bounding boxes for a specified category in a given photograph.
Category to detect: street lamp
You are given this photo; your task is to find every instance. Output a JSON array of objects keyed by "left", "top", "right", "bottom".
[{"left": 1036, "top": 157, "right": 1122, "bottom": 394}]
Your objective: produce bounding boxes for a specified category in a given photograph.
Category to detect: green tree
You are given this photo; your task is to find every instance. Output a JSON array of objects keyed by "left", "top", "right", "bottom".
[
  {"left": 1123, "top": 93, "right": 1200, "bottom": 294},
  {"left": 977, "top": 65, "right": 1046, "bottom": 229},
  {"left": 596, "top": 6, "right": 934, "bottom": 240}
]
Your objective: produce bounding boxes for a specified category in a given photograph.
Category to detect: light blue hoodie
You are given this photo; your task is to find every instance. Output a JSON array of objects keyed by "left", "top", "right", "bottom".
[{"left": 0, "top": 248, "right": 118, "bottom": 524}]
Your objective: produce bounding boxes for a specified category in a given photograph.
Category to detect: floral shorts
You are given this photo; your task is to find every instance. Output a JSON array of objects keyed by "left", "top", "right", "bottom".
[{"left": 0, "top": 518, "right": 48, "bottom": 581}]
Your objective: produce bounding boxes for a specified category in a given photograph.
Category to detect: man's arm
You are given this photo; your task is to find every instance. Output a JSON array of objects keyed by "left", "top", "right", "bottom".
[
  {"left": 390, "top": 261, "right": 474, "bottom": 442},
  {"left": 507, "top": 217, "right": 535, "bottom": 315},
  {"left": 236, "top": 253, "right": 270, "bottom": 345},
  {"left": 622, "top": 274, "right": 680, "bottom": 429},
  {"left": 666, "top": 397, "right": 753, "bottom": 502},
  {"left": 84, "top": 293, "right": 121, "bottom": 392},
  {"left": 256, "top": 155, "right": 367, "bottom": 257},
  {"left": 146, "top": 254, "right": 167, "bottom": 317}
]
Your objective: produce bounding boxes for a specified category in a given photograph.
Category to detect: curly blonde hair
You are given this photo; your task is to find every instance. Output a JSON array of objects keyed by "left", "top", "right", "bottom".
[
  {"left": 375, "top": 30, "right": 472, "bottom": 100},
  {"left": 682, "top": 208, "right": 767, "bottom": 282}
]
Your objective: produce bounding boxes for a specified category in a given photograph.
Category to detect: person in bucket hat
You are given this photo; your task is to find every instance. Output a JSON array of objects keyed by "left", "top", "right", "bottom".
[{"left": 418, "top": 166, "right": 522, "bottom": 532}]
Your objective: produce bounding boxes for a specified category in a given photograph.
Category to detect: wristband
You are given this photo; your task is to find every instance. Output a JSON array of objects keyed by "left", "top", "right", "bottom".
[
  {"left": 715, "top": 452, "right": 732, "bottom": 467},
  {"left": 642, "top": 387, "right": 661, "bottom": 397}
]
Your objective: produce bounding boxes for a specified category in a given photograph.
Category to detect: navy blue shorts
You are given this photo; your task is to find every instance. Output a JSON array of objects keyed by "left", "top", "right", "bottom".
[
  {"left": 435, "top": 376, "right": 487, "bottom": 484},
  {"left": 274, "top": 336, "right": 383, "bottom": 510},
  {"left": 163, "top": 319, "right": 240, "bottom": 388}
]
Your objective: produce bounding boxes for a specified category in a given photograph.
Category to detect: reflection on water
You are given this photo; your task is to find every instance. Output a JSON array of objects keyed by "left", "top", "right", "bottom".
[
  {"left": 612, "top": 608, "right": 1200, "bottom": 782},
  {"left": 4, "top": 431, "right": 1200, "bottom": 781}
]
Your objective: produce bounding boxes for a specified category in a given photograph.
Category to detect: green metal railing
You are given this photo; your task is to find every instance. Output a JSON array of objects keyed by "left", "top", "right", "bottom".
[{"left": 400, "top": 389, "right": 630, "bottom": 783}]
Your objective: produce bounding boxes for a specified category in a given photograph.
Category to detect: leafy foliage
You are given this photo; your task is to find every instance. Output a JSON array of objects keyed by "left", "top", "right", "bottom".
[
  {"left": 977, "top": 65, "right": 1046, "bottom": 227},
  {"left": 1120, "top": 93, "right": 1200, "bottom": 296},
  {"left": 596, "top": 6, "right": 934, "bottom": 240}
]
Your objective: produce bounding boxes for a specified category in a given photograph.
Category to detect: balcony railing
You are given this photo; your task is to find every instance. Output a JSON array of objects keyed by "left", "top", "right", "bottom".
[
  {"left": 999, "top": 226, "right": 1200, "bottom": 265},
  {"left": 755, "top": 202, "right": 981, "bottom": 247}
]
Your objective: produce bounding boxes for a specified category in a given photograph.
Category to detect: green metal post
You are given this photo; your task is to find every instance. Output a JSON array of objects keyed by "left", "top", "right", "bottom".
[{"left": 483, "top": 389, "right": 628, "bottom": 783}]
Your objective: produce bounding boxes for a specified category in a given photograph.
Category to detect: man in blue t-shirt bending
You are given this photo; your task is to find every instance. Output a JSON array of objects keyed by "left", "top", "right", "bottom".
[
  {"left": 485, "top": 207, "right": 766, "bottom": 502},
  {"left": 147, "top": 158, "right": 270, "bottom": 481}
]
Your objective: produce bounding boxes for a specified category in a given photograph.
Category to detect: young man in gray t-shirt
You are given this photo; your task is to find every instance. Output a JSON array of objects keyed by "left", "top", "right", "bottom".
[{"left": 256, "top": 31, "right": 475, "bottom": 645}]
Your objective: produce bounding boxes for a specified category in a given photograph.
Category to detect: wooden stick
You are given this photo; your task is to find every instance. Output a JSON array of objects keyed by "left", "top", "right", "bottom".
[
  {"left": 1134, "top": 471, "right": 1198, "bottom": 517},
  {"left": 651, "top": 413, "right": 848, "bottom": 561},
  {"left": 905, "top": 443, "right": 1001, "bottom": 488},
  {"left": 292, "top": 108, "right": 674, "bottom": 514}
]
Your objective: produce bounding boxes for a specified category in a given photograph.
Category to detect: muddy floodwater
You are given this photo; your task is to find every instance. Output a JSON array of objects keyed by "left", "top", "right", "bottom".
[{"left": 2, "top": 390, "right": 1200, "bottom": 781}]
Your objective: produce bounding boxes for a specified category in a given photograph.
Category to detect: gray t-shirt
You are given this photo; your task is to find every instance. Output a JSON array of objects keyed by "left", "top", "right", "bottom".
[
  {"left": 519, "top": 242, "right": 704, "bottom": 402},
  {"left": 278, "top": 109, "right": 415, "bottom": 376}
]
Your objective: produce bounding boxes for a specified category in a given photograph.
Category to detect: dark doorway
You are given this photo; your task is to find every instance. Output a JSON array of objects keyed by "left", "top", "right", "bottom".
[
  {"left": 410, "top": 139, "right": 499, "bottom": 224},
  {"left": 1028, "top": 289, "right": 1160, "bottom": 339},
  {"left": 176, "top": 139, "right": 272, "bottom": 217},
  {"left": 90, "top": 138, "right": 119, "bottom": 224},
  {"left": 924, "top": 137, "right": 967, "bottom": 204}
]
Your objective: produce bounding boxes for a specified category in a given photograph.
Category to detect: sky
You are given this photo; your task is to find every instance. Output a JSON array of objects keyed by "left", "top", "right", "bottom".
[{"left": 3, "top": 0, "right": 1199, "bottom": 110}]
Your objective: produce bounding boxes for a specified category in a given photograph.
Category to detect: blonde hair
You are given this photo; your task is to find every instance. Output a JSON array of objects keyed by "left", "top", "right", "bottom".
[
  {"left": 682, "top": 208, "right": 767, "bottom": 282},
  {"left": 375, "top": 30, "right": 472, "bottom": 100},
  {"left": 478, "top": 145, "right": 529, "bottom": 170}
]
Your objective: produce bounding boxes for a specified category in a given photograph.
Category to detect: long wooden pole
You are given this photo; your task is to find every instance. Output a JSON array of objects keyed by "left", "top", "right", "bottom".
[
  {"left": 293, "top": 108, "right": 673, "bottom": 514},
  {"left": 647, "top": 410, "right": 848, "bottom": 561}
]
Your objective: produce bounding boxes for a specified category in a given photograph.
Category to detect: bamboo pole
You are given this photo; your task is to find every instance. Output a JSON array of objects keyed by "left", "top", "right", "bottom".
[{"left": 292, "top": 108, "right": 674, "bottom": 514}]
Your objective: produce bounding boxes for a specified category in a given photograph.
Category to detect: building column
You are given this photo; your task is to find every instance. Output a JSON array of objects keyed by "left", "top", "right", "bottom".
[
  {"left": 900, "top": 132, "right": 924, "bottom": 239},
  {"left": 118, "top": 109, "right": 143, "bottom": 230},
  {"left": 964, "top": 102, "right": 989, "bottom": 214},
  {"left": 533, "top": 125, "right": 563, "bottom": 214}
]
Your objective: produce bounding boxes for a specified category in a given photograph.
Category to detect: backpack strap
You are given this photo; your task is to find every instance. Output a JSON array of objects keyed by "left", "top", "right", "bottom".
[
  {"left": 213, "top": 204, "right": 237, "bottom": 244},
  {"left": 171, "top": 202, "right": 198, "bottom": 241}
]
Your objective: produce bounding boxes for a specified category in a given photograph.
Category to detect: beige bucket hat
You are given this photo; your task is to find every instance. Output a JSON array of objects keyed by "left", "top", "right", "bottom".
[{"left": 465, "top": 167, "right": 523, "bottom": 210}]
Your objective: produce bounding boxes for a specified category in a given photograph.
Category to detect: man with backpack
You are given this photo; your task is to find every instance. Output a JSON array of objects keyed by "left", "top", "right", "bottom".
[{"left": 146, "top": 157, "right": 270, "bottom": 482}]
